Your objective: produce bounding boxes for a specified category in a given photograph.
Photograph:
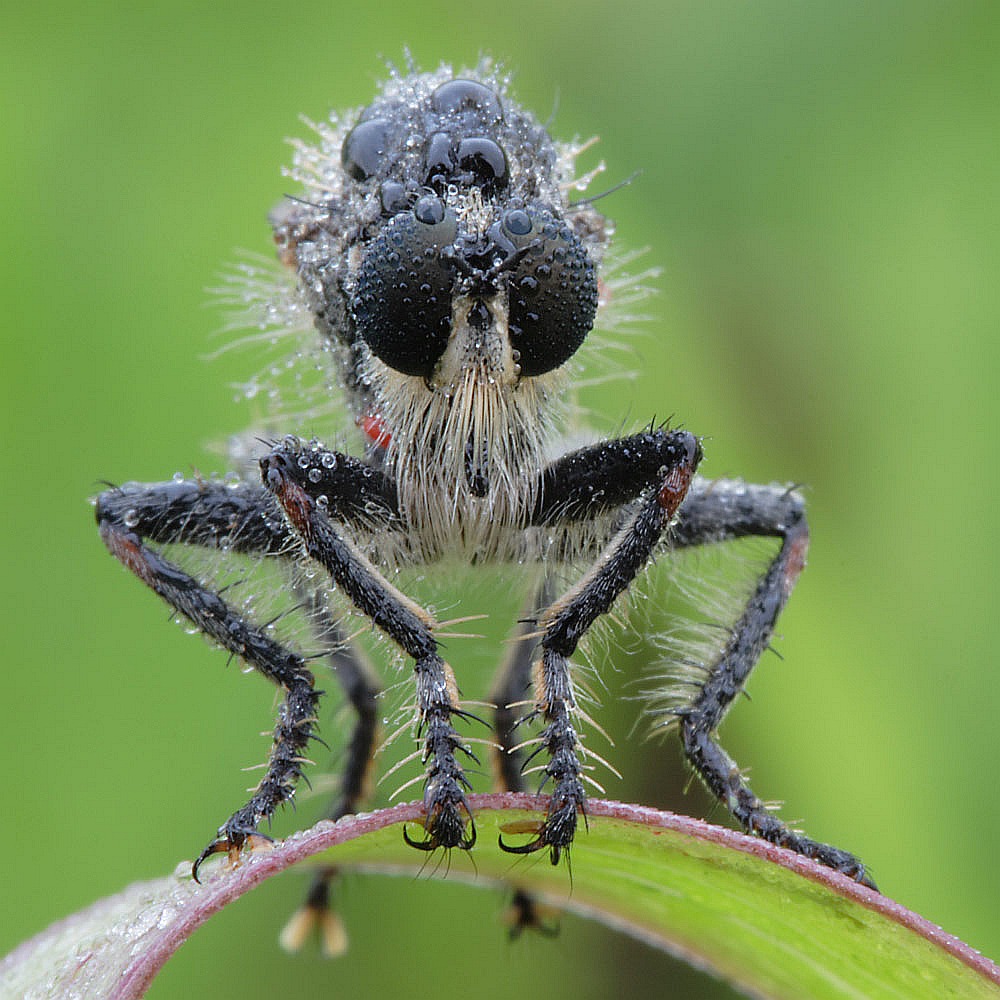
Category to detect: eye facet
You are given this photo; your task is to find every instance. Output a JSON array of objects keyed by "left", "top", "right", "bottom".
[
  {"left": 501, "top": 206, "right": 599, "bottom": 376},
  {"left": 351, "top": 207, "right": 458, "bottom": 377}
]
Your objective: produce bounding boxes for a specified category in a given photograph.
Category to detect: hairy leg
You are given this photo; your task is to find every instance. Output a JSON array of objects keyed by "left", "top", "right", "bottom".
[
  {"left": 96, "top": 480, "right": 319, "bottom": 878},
  {"left": 501, "top": 427, "right": 701, "bottom": 861},
  {"left": 668, "top": 478, "right": 876, "bottom": 888},
  {"left": 260, "top": 440, "right": 476, "bottom": 852}
]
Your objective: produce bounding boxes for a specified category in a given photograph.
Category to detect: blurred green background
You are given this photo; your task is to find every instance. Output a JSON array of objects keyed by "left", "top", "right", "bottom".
[{"left": 4, "top": 3, "right": 999, "bottom": 997}]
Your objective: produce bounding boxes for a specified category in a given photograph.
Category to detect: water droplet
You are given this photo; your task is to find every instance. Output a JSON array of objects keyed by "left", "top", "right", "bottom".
[{"left": 123, "top": 509, "right": 139, "bottom": 528}]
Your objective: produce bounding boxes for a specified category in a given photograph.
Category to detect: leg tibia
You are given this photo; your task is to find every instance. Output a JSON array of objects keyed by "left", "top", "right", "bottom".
[{"left": 680, "top": 719, "right": 875, "bottom": 888}]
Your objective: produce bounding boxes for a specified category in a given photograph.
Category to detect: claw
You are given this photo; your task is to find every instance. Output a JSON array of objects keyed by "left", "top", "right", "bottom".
[
  {"left": 402, "top": 808, "right": 477, "bottom": 852},
  {"left": 497, "top": 819, "right": 547, "bottom": 856},
  {"left": 847, "top": 862, "right": 879, "bottom": 893},
  {"left": 191, "top": 830, "right": 274, "bottom": 883},
  {"left": 401, "top": 821, "right": 477, "bottom": 852},
  {"left": 402, "top": 824, "right": 443, "bottom": 851},
  {"left": 497, "top": 831, "right": 547, "bottom": 855},
  {"left": 498, "top": 819, "right": 567, "bottom": 864}
]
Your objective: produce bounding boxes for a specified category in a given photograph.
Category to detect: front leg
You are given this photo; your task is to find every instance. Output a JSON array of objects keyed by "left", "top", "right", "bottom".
[
  {"left": 501, "top": 428, "right": 701, "bottom": 862},
  {"left": 260, "top": 440, "right": 475, "bottom": 852}
]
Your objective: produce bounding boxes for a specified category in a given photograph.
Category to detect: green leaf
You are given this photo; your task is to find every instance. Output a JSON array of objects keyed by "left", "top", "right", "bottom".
[{"left": 3, "top": 796, "right": 998, "bottom": 1000}]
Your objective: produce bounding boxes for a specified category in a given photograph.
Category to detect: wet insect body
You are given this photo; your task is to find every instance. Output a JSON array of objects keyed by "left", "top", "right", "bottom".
[{"left": 96, "top": 65, "right": 874, "bottom": 911}]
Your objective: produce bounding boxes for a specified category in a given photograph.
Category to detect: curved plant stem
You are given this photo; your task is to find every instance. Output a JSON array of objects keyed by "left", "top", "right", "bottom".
[{"left": 3, "top": 795, "right": 998, "bottom": 1000}]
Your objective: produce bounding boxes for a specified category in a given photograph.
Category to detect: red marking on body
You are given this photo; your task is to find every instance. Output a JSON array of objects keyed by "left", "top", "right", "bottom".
[
  {"left": 358, "top": 413, "right": 392, "bottom": 449},
  {"left": 274, "top": 235, "right": 297, "bottom": 269},
  {"left": 597, "top": 276, "right": 611, "bottom": 310},
  {"left": 272, "top": 475, "right": 313, "bottom": 538},
  {"left": 783, "top": 530, "right": 810, "bottom": 598},
  {"left": 101, "top": 525, "right": 155, "bottom": 586},
  {"left": 657, "top": 461, "right": 695, "bottom": 516}
]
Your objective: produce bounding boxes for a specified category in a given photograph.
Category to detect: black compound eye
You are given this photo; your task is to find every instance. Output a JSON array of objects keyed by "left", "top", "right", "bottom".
[
  {"left": 503, "top": 207, "right": 599, "bottom": 377},
  {"left": 431, "top": 79, "right": 503, "bottom": 121},
  {"left": 341, "top": 118, "right": 392, "bottom": 181},
  {"left": 351, "top": 207, "right": 458, "bottom": 377}
]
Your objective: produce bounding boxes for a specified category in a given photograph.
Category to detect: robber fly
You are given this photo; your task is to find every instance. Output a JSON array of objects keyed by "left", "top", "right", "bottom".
[{"left": 96, "top": 61, "right": 874, "bottom": 944}]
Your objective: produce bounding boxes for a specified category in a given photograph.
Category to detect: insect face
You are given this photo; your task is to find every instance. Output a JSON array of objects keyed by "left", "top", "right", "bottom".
[{"left": 272, "top": 69, "right": 608, "bottom": 560}]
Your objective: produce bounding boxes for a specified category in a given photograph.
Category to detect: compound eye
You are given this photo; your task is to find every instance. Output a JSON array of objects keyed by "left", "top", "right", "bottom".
[
  {"left": 341, "top": 118, "right": 392, "bottom": 181},
  {"left": 351, "top": 205, "right": 458, "bottom": 377},
  {"left": 504, "top": 207, "right": 599, "bottom": 376}
]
